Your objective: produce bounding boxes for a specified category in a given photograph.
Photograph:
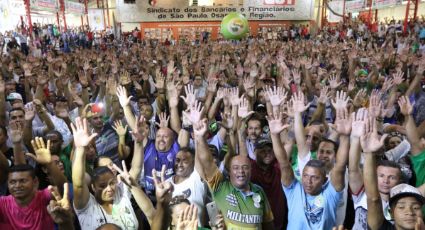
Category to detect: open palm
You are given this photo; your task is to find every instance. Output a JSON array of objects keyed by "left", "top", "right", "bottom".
[
  {"left": 71, "top": 117, "right": 98, "bottom": 148},
  {"left": 28, "top": 137, "right": 52, "bottom": 165}
]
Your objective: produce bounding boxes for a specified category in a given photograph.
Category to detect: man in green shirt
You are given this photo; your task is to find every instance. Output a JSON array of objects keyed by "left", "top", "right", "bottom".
[{"left": 194, "top": 119, "right": 274, "bottom": 230}]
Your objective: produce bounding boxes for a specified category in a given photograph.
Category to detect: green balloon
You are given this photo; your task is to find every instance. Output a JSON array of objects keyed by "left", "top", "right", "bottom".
[{"left": 220, "top": 12, "right": 249, "bottom": 40}]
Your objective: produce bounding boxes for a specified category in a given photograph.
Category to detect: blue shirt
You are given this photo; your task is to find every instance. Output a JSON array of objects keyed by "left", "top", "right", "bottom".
[
  {"left": 283, "top": 179, "right": 342, "bottom": 230},
  {"left": 95, "top": 122, "right": 120, "bottom": 164},
  {"left": 142, "top": 139, "right": 180, "bottom": 199}
]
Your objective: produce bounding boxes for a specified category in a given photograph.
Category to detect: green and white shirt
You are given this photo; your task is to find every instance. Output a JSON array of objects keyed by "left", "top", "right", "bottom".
[{"left": 206, "top": 169, "right": 273, "bottom": 230}]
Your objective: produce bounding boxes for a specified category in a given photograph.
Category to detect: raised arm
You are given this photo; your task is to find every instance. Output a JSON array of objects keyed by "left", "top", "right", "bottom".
[
  {"left": 348, "top": 108, "right": 368, "bottom": 194},
  {"left": 398, "top": 96, "right": 423, "bottom": 156},
  {"left": 71, "top": 117, "right": 98, "bottom": 210},
  {"left": 9, "top": 121, "right": 26, "bottom": 165},
  {"left": 329, "top": 108, "right": 351, "bottom": 192},
  {"left": 112, "top": 120, "right": 130, "bottom": 160},
  {"left": 116, "top": 85, "right": 136, "bottom": 131},
  {"left": 194, "top": 118, "right": 218, "bottom": 181},
  {"left": 151, "top": 165, "right": 173, "bottom": 230},
  {"left": 292, "top": 91, "right": 311, "bottom": 159},
  {"left": 113, "top": 160, "right": 156, "bottom": 225},
  {"left": 168, "top": 81, "right": 182, "bottom": 134},
  {"left": 128, "top": 116, "right": 147, "bottom": 180},
  {"left": 361, "top": 118, "right": 388, "bottom": 230},
  {"left": 267, "top": 112, "right": 293, "bottom": 187}
]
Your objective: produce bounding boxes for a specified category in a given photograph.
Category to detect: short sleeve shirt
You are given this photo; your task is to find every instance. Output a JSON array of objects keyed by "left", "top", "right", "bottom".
[
  {"left": 283, "top": 179, "right": 342, "bottom": 230},
  {"left": 141, "top": 139, "right": 180, "bottom": 198},
  {"left": 206, "top": 169, "right": 274, "bottom": 229},
  {"left": 0, "top": 188, "right": 54, "bottom": 230},
  {"left": 74, "top": 183, "right": 138, "bottom": 230}
]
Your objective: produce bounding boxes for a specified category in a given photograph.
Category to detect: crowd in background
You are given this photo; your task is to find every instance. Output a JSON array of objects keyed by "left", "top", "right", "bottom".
[{"left": 0, "top": 16, "right": 425, "bottom": 230}]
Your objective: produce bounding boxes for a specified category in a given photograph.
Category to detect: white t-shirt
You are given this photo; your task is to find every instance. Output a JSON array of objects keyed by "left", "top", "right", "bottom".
[
  {"left": 351, "top": 187, "right": 391, "bottom": 230},
  {"left": 168, "top": 169, "right": 208, "bottom": 226},
  {"left": 75, "top": 183, "right": 138, "bottom": 230}
]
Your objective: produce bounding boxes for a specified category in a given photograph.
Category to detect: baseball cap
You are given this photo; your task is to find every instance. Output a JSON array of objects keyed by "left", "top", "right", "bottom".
[
  {"left": 255, "top": 138, "right": 272, "bottom": 150},
  {"left": 389, "top": 183, "right": 425, "bottom": 207},
  {"left": 7, "top": 92, "right": 23, "bottom": 101}
]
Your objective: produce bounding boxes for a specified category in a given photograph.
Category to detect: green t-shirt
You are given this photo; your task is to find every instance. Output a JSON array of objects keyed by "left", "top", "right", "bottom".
[
  {"left": 207, "top": 170, "right": 274, "bottom": 230},
  {"left": 410, "top": 149, "right": 425, "bottom": 187},
  {"left": 291, "top": 145, "right": 317, "bottom": 181},
  {"left": 59, "top": 144, "right": 72, "bottom": 181}
]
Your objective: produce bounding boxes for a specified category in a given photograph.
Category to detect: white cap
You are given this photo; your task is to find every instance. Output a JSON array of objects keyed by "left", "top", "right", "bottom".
[{"left": 389, "top": 183, "right": 425, "bottom": 206}]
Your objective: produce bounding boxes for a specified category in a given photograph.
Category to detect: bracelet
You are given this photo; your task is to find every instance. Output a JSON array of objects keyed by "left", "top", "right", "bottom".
[{"left": 376, "top": 117, "right": 384, "bottom": 122}]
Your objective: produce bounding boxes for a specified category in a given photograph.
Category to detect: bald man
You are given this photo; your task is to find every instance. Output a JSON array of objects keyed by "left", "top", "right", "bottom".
[
  {"left": 194, "top": 119, "right": 274, "bottom": 229},
  {"left": 142, "top": 127, "right": 180, "bottom": 201}
]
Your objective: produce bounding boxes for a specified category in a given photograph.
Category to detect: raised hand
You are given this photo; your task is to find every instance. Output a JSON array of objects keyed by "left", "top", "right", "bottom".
[
  {"left": 351, "top": 108, "right": 368, "bottom": 138},
  {"left": 9, "top": 121, "right": 23, "bottom": 144},
  {"left": 267, "top": 112, "right": 290, "bottom": 135},
  {"left": 130, "top": 115, "right": 147, "bottom": 142},
  {"left": 207, "top": 78, "right": 218, "bottom": 93},
  {"left": 116, "top": 85, "right": 133, "bottom": 107},
  {"left": 331, "top": 90, "right": 350, "bottom": 110},
  {"left": 291, "top": 91, "right": 310, "bottom": 113},
  {"left": 360, "top": 117, "right": 388, "bottom": 153},
  {"left": 183, "top": 101, "right": 204, "bottom": 125},
  {"left": 368, "top": 89, "right": 383, "bottom": 118},
  {"left": 113, "top": 160, "right": 136, "bottom": 188},
  {"left": 112, "top": 120, "right": 128, "bottom": 136},
  {"left": 328, "top": 74, "right": 342, "bottom": 89},
  {"left": 318, "top": 86, "right": 331, "bottom": 104},
  {"left": 353, "top": 89, "right": 367, "bottom": 107},
  {"left": 176, "top": 204, "right": 198, "bottom": 230},
  {"left": 180, "top": 84, "right": 196, "bottom": 108},
  {"left": 218, "top": 112, "right": 234, "bottom": 130},
  {"left": 237, "top": 95, "right": 254, "bottom": 119},
  {"left": 392, "top": 70, "right": 404, "bottom": 85},
  {"left": 292, "top": 69, "right": 301, "bottom": 85},
  {"left": 153, "top": 165, "right": 173, "bottom": 204},
  {"left": 71, "top": 117, "right": 98, "bottom": 148},
  {"left": 48, "top": 183, "right": 70, "bottom": 210},
  {"left": 243, "top": 77, "right": 255, "bottom": 92},
  {"left": 229, "top": 87, "right": 240, "bottom": 106},
  {"left": 24, "top": 104, "right": 36, "bottom": 121},
  {"left": 193, "top": 118, "right": 208, "bottom": 138},
  {"left": 27, "top": 137, "right": 52, "bottom": 165},
  {"left": 331, "top": 108, "right": 352, "bottom": 136},
  {"left": 155, "top": 112, "right": 170, "bottom": 128},
  {"left": 47, "top": 183, "right": 72, "bottom": 224},
  {"left": 215, "top": 88, "right": 225, "bottom": 101},
  {"left": 266, "top": 86, "right": 287, "bottom": 107},
  {"left": 154, "top": 72, "right": 165, "bottom": 90},
  {"left": 398, "top": 96, "right": 413, "bottom": 116},
  {"left": 381, "top": 77, "right": 394, "bottom": 92}
]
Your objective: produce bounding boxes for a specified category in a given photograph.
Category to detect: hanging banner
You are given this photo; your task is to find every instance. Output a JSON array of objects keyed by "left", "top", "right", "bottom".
[
  {"left": 327, "top": 0, "right": 344, "bottom": 23},
  {"left": 372, "top": 0, "right": 401, "bottom": 9},
  {"left": 66, "top": 0, "right": 84, "bottom": 15},
  {"left": 345, "top": 0, "right": 365, "bottom": 12},
  {"left": 0, "top": 0, "right": 25, "bottom": 33},
  {"left": 116, "top": 0, "right": 314, "bottom": 22},
  {"left": 88, "top": 9, "right": 105, "bottom": 31},
  {"left": 30, "top": 0, "right": 58, "bottom": 12}
]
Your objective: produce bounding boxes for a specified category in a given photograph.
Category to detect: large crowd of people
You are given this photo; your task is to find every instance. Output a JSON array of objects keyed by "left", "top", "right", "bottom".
[{"left": 1, "top": 17, "right": 425, "bottom": 230}]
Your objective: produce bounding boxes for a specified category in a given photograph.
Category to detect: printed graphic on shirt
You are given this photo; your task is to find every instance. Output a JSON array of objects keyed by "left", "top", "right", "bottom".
[{"left": 305, "top": 195, "right": 324, "bottom": 224}]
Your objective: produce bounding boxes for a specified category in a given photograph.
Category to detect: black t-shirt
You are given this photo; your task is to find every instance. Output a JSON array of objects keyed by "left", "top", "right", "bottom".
[{"left": 368, "top": 219, "right": 395, "bottom": 230}]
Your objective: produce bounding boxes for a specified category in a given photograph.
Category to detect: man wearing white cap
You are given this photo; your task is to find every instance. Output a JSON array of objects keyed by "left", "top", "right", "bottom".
[{"left": 367, "top": 183, "right": 425, "bottom": 230}]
